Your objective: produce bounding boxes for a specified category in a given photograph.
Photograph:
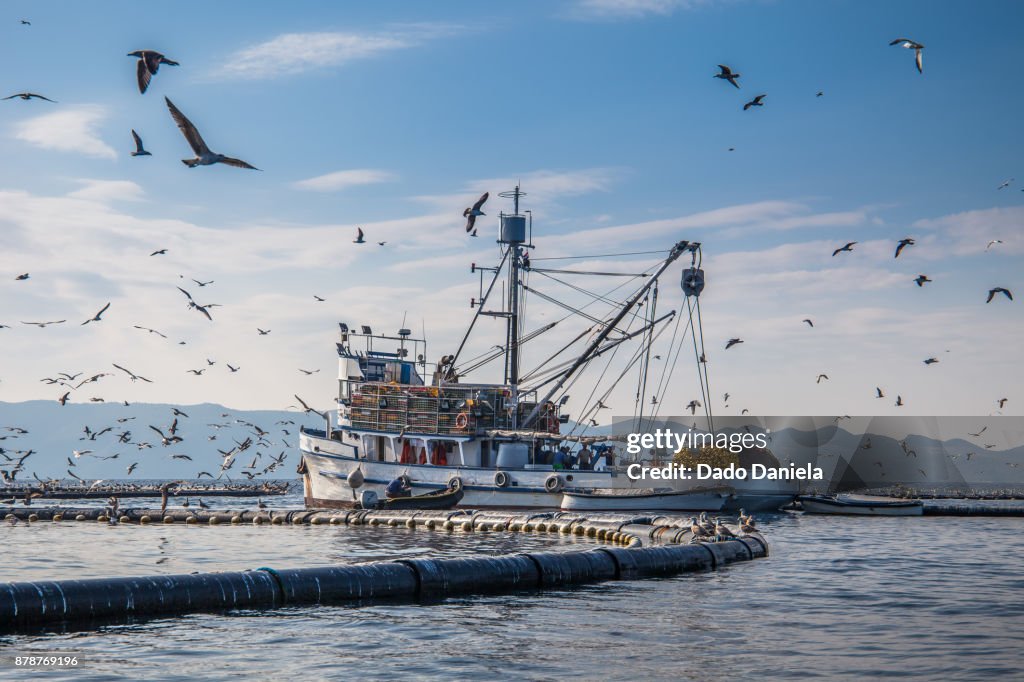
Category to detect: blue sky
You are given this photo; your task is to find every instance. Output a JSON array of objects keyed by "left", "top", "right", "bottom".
[{"left": 0, "top": 0, "right": 1021, "bottom": 419}]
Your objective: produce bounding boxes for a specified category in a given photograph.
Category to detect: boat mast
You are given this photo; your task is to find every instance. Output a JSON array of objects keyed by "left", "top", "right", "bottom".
[{"left": 502, "top": 185, "right": 526, "bottom": 387}]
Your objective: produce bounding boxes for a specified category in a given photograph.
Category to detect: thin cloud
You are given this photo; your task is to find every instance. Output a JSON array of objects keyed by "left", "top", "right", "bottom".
[
  {"left": 213, "top": 24, "right": 460, "bottom": 79},
  {"left": 68, "top": 179, "right": 146, "bottom": 203},
  {"left": 13, "top": 105, "right": 116, "bottom": 159},
  {"left": 569, "top": 0, "right": 716, "bottom": 20},
  {"left": 292, "top": 169, "right": 396, "bottom": 192}
]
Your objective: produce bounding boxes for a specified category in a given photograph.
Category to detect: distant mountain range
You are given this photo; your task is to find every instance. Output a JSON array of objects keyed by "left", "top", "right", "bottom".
[{"left": 0, "top": 400, "right": 325, "bottom": 482}]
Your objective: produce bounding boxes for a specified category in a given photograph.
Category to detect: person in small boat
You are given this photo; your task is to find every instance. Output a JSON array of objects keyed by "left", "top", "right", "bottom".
[{"left": 385, "top": 477, "right": 412, "bottom": 499}]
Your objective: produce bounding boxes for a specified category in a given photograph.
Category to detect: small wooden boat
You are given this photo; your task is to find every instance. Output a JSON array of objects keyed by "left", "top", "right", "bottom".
[
  {"left": 369, "top": 486, "right": 464, "bottom": 511},
  {"left": 560, "top": 487, "right": 727, "bottom": 512},
  {"left": 798, "top": 494, "right": 923, "bottom": 516}
]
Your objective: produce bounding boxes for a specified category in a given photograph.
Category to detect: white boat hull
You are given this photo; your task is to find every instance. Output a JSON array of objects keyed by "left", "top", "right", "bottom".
[
  {"left": 300, "top": 430, "right": 626, "bottom": 509},
  {"left": 560, "top": 489, "right": 726, "bottom": 512}
]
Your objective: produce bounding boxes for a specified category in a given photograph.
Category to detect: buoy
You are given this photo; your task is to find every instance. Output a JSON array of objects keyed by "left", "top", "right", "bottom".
[
  {"left": 271, "top": 516, "right": 283, "bottom": 525},
  {"left": 574, "top": 526, "right": 586, "bottom": 536},
  {"left": 5, "top": 514, "right": 15, "bottom": 520},
  {"left": 405, "top": 519, "right": 416, "bottom": 529},
  {"left": 425, "top": 519, "right": 437, "bottom": 530},
  {"left": 75, "top": 515, "right": 86, "bottom": 522},
  {"left": 461, "top": 520, "right": 474, "bottom": 532},
  {"left": 329, "top": 517, "right": 342, "bottom": 525},
  {"left": 491, "top": 522, "right": 505, "bottom": 532},
  {"left": 388, "top": 519, "right": 400, "bottom": 527},
  {"left": 119, "top": 516, "right": 130, "bottom": 523},
  {"left": 310, "top": 517, "right": 322, "bottom": 525},
  {"left": 443, "top": 520, "right": 455, "bottom": 531},
  {"left": 139, "top": 515, "right": 151, "bottom": 524},
  {"left": 163, "top": 516, "right": 174, "bottom": 524},
  {"left": 509, "top": 522, "right": 522, "bottom": 532},
  {"left": 28, "top": 514, "right": 38, "bottom": 522},
  {"left": 292, "top": 517, "right": 303, "bottom": 525},
  {"left": 53, "top": 514, "right": 64, "bottom": 522},
  {"left": 231, "top": 516, "right": 242, "bottom": 524},
  {"left": 253, "top": 516, "right": 264, "bottom": 525},
  {"left": 97, "top": 515, "right": 109, "bottom": 523},
  {"left": 534, "top": 522, "right": 547, "bottom": 532},
  {"left": 586, "top": 527, "right": 598, "bottom": 538},
  {"left": 186, "top": 516, "right": 198, "bottom": 524},
  {"left": 209, "top": 517, "right": 220, "bottom": 525}
]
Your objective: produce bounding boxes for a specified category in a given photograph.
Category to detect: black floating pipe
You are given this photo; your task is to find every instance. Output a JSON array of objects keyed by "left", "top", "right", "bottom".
[{"left": 0, "top": 539, "right": 766, "bottom": 634}]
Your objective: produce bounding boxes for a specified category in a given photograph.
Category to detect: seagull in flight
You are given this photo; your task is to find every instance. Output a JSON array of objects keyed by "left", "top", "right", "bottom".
[
  {"left": 313, "top": 295, "right": 325, "bottom": 302},
  {"left": 150, "top": 249, "right": 167, "bottom": 256},
  {"left": 192, "top": 279, "right": 214, "bottom": 287},
  {"left": 130, "top": 129, "right": 151, "bottom": 156},
  {"left": 227, "top": 364, "right": 240, "bottom": 372},
  {"left": 876, "top": 387, "right": 885, "bottom": 398},
  {"left": 742, "top": 94, "right": 765, "bottom": 110},
  {"left": 889, "top": 38, "right": 924, "bottom": 73},
  {"left": 924, "top": 357, "right": 939, "bottom": 365},
  {"left": 298, "top": 369, "right": 320, "bottom": 375},
  {"left": 81, "top": 302, "right": 111, "bottom": 325},
  {"left": 22, "top": 320, "right": 66, "bottom": 328},
  {"left": 816, "top": 374, "right": 829, "bottom": 383},
  {"left": 914, "top": 275, "right": 932, "bottom": 287},
  {"left": 802, "top": 319, "right": 814, "bottom": 327},
  {"left": 832, "top": 242, "right": 857, "bottom": 257},
  {"left": 714, "top": 64, "right": 741, "bottom": 88},
  {"left": 127, "top": 50, "right": 179, "bottom": 94},
  {"left": 895, "top": 395, "right": 904, "bottom": 407},
  {"left": 997, "top": 178, "right": 1013, "bottom": 190},
  {"left": 986, "top": 287, "right": 1013, "bottom": 303},
  {"left": 895, "top": 238, "right": 915, "bottom": 258},
  {"left": 725, "top": 338, "right": 744, "bottom": 350},
  {"left": 112, "top": 363, "right": 152, "bottom": 383},
  {"left": 353, "top": 227, "right": 365, "bottom": 244},
  {"left": 257, "top": 328, "right": 271, "bottom": 335},
  {"left": 15, "top": 273, "right": 30, "bottom": 280},
  {"left": 464, "top": 192, "right": 489, "bottom": 234},
  {"left": 133, "top": 325, "right": 167, "bottom": 338},
  {"left": 3, "top": 93, "right": 56, "bottom": 102},
  {"left": 997, "top": 398, "right": 1008, "bottom": 409},
  {"left": 986, "top": 240, "right": 1003, "bottom": 250},
  {"left": 165, "top": 97, "right": 259, "bottom": 170}
]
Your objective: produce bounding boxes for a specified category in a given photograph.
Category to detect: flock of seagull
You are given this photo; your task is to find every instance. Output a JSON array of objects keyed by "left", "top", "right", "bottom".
[
  {"left": 709, "top": 39, "right": 1014, "bottom": 415},
  {"left": 0, "top": 21, "right": 1019, "bottom": 487},
  {"left": 0, "top": 406, "right": 297, "bottom": 490}
]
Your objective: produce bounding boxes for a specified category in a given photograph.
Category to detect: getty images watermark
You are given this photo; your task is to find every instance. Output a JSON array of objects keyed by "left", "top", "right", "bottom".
[{"left": 623, "top": 427, "right": 824, "bottom": 481}]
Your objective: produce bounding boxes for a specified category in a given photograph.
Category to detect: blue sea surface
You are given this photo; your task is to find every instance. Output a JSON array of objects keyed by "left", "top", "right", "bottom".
[{"left": 0, "top": 489, "right": 1021, "bottom": 680}]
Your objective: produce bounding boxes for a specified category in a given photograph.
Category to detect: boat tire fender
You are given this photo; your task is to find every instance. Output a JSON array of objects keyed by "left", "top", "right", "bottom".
[
  {"left": 448, "top": 476, "right": 464, "bottom": 492},
  {"left": 494, "top": 471, "right": 510, "bottom": 488},
  {"left": 544, "top": 474, "right": 563, "bottom": 493}
]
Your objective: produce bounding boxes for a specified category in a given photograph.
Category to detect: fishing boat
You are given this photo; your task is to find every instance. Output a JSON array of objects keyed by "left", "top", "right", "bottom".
[
  {"left": 798, "top": 494, "right": 924, "bottom": 516},
  {"left": 560, "top": 486, "right": 727, "bottom": 512},
  {"left": 299, "top": 185, "right": 715, "bottom": 509}
]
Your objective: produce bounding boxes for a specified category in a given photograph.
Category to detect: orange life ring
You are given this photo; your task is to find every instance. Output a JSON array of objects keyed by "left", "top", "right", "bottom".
[{"left": 455, "top": 412, "right": 469, "bottom": 430}]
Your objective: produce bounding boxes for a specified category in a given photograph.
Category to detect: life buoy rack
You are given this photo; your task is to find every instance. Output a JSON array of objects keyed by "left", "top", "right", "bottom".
[
  {"left": 544, "top": 474, "right": 563, "bottom": 493},
  {"left": 455, "top": 412, "right": 470, "bottom": 431},
  {"left": 448, "top": 476, "right": 464, "bottom": 492},
  {"left": 494, "top": 471, "right": 510, "bottom": 488}
]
